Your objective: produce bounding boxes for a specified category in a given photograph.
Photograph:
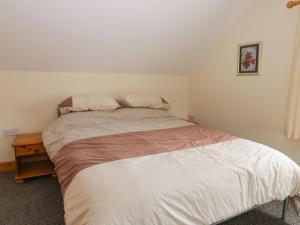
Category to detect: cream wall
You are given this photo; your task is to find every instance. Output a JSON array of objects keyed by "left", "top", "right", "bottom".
[
  {"left": 0, "top": 71, "right": 188, "bottom": 162},
  {"left": 2, "top": 0, "right": 299, "bottom": 165},
  {"left": 189, "top": 0, "right": 300, "bottom": 164}
]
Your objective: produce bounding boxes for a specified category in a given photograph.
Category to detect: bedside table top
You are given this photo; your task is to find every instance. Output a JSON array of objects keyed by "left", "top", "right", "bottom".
[{"left": 12, "top": 132, "right": 43, "bottom": 147}]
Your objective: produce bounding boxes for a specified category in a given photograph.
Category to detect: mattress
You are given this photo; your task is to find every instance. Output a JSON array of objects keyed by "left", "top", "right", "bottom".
[{"left": 43, "top": 108, "right": 300, "bottom": 225}]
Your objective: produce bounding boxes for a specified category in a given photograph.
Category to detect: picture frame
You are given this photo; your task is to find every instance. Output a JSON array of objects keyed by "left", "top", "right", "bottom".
[{"left": 237, "top": 42, "right": 262, "bottom": 76}]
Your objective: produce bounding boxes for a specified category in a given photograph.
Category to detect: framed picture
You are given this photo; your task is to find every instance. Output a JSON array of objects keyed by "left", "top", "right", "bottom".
[{"left": 237, "top": 42, "right": 262, "bottom": 76}]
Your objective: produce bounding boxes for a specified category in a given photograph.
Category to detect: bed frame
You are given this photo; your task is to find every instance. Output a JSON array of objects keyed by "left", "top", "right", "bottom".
[{"left": 212, "top": 197, "right": 289, "bottom": 225}]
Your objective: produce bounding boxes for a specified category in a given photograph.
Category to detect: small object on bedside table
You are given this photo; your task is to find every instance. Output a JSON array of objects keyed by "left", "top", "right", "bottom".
[{"left": 12, "top": 132, "right": 56, "bottom": 184}]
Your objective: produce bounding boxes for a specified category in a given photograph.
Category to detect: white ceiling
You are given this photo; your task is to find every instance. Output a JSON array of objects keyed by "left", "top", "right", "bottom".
[{"left": 0, "top": 0, "right": 250, "bottom": 75}]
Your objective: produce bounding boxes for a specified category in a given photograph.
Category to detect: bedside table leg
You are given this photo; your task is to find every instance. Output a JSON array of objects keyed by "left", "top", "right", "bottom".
[{"left": 15, "top": 177, "right": 24, "bottom": 184}]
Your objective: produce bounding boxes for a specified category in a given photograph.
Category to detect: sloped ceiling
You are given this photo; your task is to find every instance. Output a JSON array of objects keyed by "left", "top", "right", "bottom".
[{"left": 0, "top": 0, "right": 250, "bottom": 75}]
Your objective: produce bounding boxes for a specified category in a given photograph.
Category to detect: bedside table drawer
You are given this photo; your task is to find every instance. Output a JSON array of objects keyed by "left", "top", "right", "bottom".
[{"left": 15, "top": 144, "right": 46, "bottom": 156}]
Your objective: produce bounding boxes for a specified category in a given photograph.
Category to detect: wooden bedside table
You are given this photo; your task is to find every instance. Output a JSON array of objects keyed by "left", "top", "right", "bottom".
[{"left": 12, "top": 132, "right": 56, "bottom": 183}]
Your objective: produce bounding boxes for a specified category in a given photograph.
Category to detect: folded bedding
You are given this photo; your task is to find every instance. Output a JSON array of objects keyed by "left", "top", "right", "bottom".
[{"left": 43, "top": 108, "right": 300, "bottom": 225}]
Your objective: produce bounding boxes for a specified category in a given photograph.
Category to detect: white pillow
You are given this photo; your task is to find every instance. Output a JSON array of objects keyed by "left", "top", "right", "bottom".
[
  {"left": 58, "top": 96, "right": 120, "bottom": 114},
  {"left": 118, "top": 94, "right": 170, "bottom": 110}
]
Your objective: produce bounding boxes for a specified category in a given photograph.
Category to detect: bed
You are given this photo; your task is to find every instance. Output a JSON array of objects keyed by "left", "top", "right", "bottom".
[{"left": 42, "top": 108, "right": 300, "bottom": 225}]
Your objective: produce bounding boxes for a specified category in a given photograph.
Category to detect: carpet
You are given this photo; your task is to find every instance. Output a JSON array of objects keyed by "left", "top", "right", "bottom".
[{"left": 0, "top": 172, "right": 299, "bottom": 225}]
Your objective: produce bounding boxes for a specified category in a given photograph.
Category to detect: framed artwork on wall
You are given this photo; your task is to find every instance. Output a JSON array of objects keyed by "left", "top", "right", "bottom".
[{"left": 237, "top": 42, "right": 262, "bottom": 76}]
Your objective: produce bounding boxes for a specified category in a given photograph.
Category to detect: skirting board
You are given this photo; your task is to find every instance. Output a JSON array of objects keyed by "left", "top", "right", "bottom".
[{"left": 0, "top": 161, "right": 16, "bottom": 172}]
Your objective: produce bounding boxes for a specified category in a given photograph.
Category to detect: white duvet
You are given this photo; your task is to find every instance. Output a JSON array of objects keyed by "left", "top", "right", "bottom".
[{"left": 43, "top": 109, "right": 300, "bottom": 225}]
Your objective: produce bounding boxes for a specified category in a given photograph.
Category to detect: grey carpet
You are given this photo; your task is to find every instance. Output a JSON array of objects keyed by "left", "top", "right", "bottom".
[{"left": 0, "top": 172, "right": 299, "bottom": 225}]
